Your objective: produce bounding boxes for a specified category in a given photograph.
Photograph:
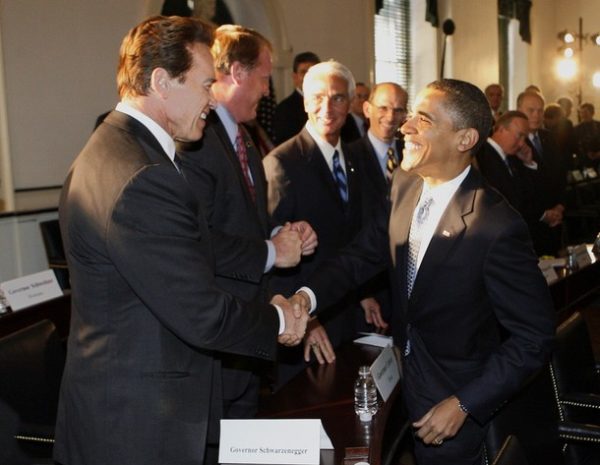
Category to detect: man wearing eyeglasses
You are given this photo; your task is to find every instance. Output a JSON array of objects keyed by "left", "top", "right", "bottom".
[
  {"left": 264, "top": 61, "right": 386, "bottom": 387},
  {"left": 346, "top": 82, "right": 409, "bottom": 328}
]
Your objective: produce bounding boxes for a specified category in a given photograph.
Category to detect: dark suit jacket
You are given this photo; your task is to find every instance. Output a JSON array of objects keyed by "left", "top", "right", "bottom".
[
  {"left": 273, "top": 90, "right": 307, "bottom": 144},
  {"left": 528, "top": 129, "right": 567, "bottom": 255},
  {"left": 475, "top": 142, "right": 541, "bottom": 227},
  {"left": 178, "top": 110, "right": 274, "bottom": 416},
  {"left": 346, "top": 135, "right": 404, "bottom": 324},
  {"left": 264, "top": 129, "right": 366, "bottom": 375},
  {"left": 55, "top": 111, "right": 279, "bottom": 465},
  {"left": 306, "top": 167, "right": 554, "bottom": 424},
  {"left": 179, "top": 111, "right": 270, "bottom": 303},
  {"left": 341, "top": 113, "right": 364, "bottom": 143},
  {"left": 349, "top": 135, "right": 404, "bottom": 209}
]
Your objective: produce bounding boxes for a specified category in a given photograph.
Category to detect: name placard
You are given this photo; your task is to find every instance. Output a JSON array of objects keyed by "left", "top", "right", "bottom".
[
  {"left": 370, "top": 345, "right": 400, "bottom": 401},
  {"left": 219, "top": 419, "right": 332, "bottom": 464},
  {"left": 573, "top": 244, "right": 592, "bottom": 269},
  {"left": 0, "top": 269, "right": 62, "bottom": 311}
]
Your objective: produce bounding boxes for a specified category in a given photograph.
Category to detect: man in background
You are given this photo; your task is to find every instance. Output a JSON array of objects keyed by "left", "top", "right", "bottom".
[
  {"left": 264, "top": 61, "right": 384, "bottom": 385},
  {"left": 273, "top": 51, "right": 320, "bottom": 144},
  {"left": 341, "top": 81, "right": 370, "bottom": 142},
  {"left": 179, "top": 25, "right": 317, "bottom": 422},
  {"left": 517, "top": 90, "right": 566, "bottom": 256},
  {"left": 56, "top": 16, "right": 307, "bottom": 465},
  {"left": 484, "top": 83, "right": 504, "bottom": 122}
]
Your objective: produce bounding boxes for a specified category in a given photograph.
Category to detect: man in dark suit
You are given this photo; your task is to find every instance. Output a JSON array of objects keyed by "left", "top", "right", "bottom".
[
  {"left": 347, "top": 82, "right": 408, "bottom": 326},
  {"left": 476, "top": 110, "right": 540, "bottom": 230},
  {"left": 293, "top": 79, "right": 554, "bottom": 464},
  {"left": 179, "top": 26, "right": 317, "bottom": 421},
  {"left": 341, "top": 82, "right": 370, "bottom": 143},
  {"left": 484, "top": 83, "right": 504, "bottom": 122},
  {"left": 264, "top": 60, "right": 383, "bottom": 383},
  {"left": 273, "top": 51, "right": 320, "bottom": 144},
  {"left": 517, "top": 90, "right": 567, "bottom": 256},
  {"left": 55, "top": 17, "right": 308, "bottom": 465}
]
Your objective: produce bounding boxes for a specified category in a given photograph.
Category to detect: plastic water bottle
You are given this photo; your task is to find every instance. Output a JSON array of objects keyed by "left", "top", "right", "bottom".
[{"left": 354, "top": 365, "right": 378, "bottom": 422}]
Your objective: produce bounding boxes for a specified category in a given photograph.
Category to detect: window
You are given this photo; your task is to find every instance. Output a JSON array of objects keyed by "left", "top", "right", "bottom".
[{"left": 374, "top": 0, "right": 411, "bottom": 91}]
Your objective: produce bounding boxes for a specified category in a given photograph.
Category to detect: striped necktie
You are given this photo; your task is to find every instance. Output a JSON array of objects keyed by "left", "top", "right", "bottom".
[
  {"left": 235, "top": 125, "right": 256, "bottom": 203},
  {"left": 332, "top": 150, "right": 348, "bottom": 203},
  {"left": 386, "top": 146, "right": 398, "bottom": 179}
]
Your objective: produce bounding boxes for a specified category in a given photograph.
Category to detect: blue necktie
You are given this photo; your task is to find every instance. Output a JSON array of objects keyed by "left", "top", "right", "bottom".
[
  {"left": 531, "top": 132, "right": 543, "bottom": 158},
  {"left": 332, "top": 150, "right": 348, "bottom": 203}
]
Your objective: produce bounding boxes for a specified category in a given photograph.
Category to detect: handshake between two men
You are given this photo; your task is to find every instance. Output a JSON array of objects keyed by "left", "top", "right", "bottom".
[{"left": 268, "top": 220, "right": 317, "bottom": 347}]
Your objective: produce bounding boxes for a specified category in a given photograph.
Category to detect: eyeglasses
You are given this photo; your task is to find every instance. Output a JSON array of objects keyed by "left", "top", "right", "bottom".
[
  {"left": 308, "top": 94, "right": 349, "bottom": 106},
  {"left": 373, "top": 105, "right": 407, "bottom": 116}
]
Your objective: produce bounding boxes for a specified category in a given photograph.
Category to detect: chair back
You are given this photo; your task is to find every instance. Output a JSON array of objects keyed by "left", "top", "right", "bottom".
[{"left": 553, "top": 312, "right": 600, "bottom": 398}]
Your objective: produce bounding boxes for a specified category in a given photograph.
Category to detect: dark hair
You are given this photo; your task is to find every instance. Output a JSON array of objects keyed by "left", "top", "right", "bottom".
[
  {"left": 494, "top": 110, "right": 528, "bottom": 133},
  {"left": 426, "top": 79, "right": 493, "bottom": 154},
  {"left": 292, "top": 51, "right": 320, "bottom": 73},
  {"left": 117, "top": 15, "right": 214, "bottom": 99},
  {"left": 581, "top": 102, "right": 595, "bottom": 114},
  {"left": 212, "top": 25, "right": 272, "bottom": 75}
]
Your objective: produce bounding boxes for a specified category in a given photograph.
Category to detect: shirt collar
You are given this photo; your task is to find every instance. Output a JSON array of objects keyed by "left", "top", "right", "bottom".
[
  {"left": 115, "top": 101, "right": 176, "bottom": 160},
  {"left": 422, "top": 165, "right": 471, "bottom": 206},
  {"left": 215, "top": 104, "right": 238, "bottom": 146},
  {"left": 305, "top": 120, "right": 342, "bottom": 160},
  {"left": 487, "top": 137, "right": 508, "bottom": 161}
]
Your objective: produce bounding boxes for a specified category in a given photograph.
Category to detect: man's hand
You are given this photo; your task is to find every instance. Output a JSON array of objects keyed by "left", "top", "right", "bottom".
[
  {"left": 290, "top": 220, "right": 318, "bottom": 256},
  {"left": 515, "top": 143, "right": 533, "bottom": 165},
  {"left": 289, "top": 291, "right": 311, "bottom": 314},
  {"left": 272, "top": 294, "right": 308, "bottom": 346},
  {"left": 412, "top": 396, "right": 468, "bottom": 446},
  {"left": 542, "top": 205, "right": 563, "bottom": 227},
  {"left": 360, "top": 297, "right": 388, "bottom": 330},
  {"left": 272, "top": 223, "right": 302, "bottom": 268},
  {"left": 303, "top": 319, "right": 336, "bottom": 364}
]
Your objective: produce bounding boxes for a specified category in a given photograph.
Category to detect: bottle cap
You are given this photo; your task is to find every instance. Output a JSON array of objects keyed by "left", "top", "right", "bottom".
[{"left": 359, "top": 412, "right": 372, "bottom": 422}]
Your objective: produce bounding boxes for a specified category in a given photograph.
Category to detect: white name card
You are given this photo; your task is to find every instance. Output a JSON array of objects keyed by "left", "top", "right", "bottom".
[
  {"left": 219, "top": 419, "right": 332, "bottom": 464},
  {"left": 370, "top": 345, "right": 400, "bottom": 401},
  {"left": 0, "top": 269, "right": 62, "bottom": 311},
  {"left": 573, "top": 244, "right": 592, "bottom": 269}
]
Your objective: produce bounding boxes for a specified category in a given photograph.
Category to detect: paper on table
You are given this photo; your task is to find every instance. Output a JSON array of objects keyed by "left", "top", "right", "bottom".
[{"left": 353, "top": 333, "right": 393, "bottom": 348}]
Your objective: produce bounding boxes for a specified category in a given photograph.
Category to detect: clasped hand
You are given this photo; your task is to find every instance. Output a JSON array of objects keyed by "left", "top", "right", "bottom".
[
  {"left": 271, "top": 294, "right": 310, "bottom": 346},
  {"left": 272, "top": 221, "right": 318, "bottom": 268}
]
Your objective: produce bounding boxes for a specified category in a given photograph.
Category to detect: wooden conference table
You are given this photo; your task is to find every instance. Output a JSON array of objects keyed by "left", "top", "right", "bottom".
[{"left": 1, "top": 253, "right": 599, "bottom": 463}]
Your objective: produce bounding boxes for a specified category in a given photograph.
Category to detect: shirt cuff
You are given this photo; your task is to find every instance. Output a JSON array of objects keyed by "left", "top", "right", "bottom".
[
  {"left": 264, "top": 240, "right": 276, "bottom": 273},
  {"left": 297, "top": 287, "right": 317, "bottom": 314},
  {"left": 274, "top": 304, "right": 285, "bottom": 335},
  {"left": 525, "top": 161, "right": 538, "bottom": 170}
]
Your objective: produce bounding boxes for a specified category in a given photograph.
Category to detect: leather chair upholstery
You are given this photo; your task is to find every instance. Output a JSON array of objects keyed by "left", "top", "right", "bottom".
[
  {"left": 549, "top": 311, "right": 600, "bottom": 464},
  {"left": 0, "top": 319, "right": 66, "bottom": 463}
]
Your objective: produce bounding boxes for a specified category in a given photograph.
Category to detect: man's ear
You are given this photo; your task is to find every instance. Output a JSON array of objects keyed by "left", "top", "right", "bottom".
[
  {"left": 363, "top": 100, "right": 372, "bottom": 120},
  {"left": 456, "top": 127, "right": 479, "bottom": 153},
  {"left": 230, "top": 61, "right": 247, "bottom": 85},
  {"left": 150, "top": 68, "right": 170, "bottom": 98}
]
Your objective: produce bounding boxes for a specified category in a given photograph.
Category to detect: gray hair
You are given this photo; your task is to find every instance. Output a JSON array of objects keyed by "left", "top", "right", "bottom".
[{"left": 302, "top": 60, "right": 356, "bottom": 99}]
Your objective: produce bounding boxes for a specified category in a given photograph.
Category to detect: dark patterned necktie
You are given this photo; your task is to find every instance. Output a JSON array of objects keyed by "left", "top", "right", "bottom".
[
  {"left": 332, "top": 150, "right": 348, "bottom": 203},
  {"left": 386, "top": 147, "right": 398, "bottom": 179},
  {"left": 235, "top": 125, "right": 256, "bottom": 203}
]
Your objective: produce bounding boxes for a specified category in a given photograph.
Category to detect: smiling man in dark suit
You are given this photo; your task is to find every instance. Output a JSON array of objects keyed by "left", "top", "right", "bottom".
[
  {"left": 264, "top": 61, "right": 385, "bottom": 385},
  {"left": 55, "top": 16, "right": 307, "bottom": 465},
  {"left": 294, "top": 79, "right": 554, "bottom": 465},
  {"left": 178, "top": 25, "right": 317, "bottom": 423}
]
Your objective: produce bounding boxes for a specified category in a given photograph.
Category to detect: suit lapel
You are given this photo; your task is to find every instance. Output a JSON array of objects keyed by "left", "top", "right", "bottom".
[
  {"left": 389, "top": 172, "right": 422, "bottom": 309},
  {"left": 211, "top": 114, "right": 269, "bottom": 235},
  {"left": 299, "top": 129, "right": 349, "bottom": 211}
]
